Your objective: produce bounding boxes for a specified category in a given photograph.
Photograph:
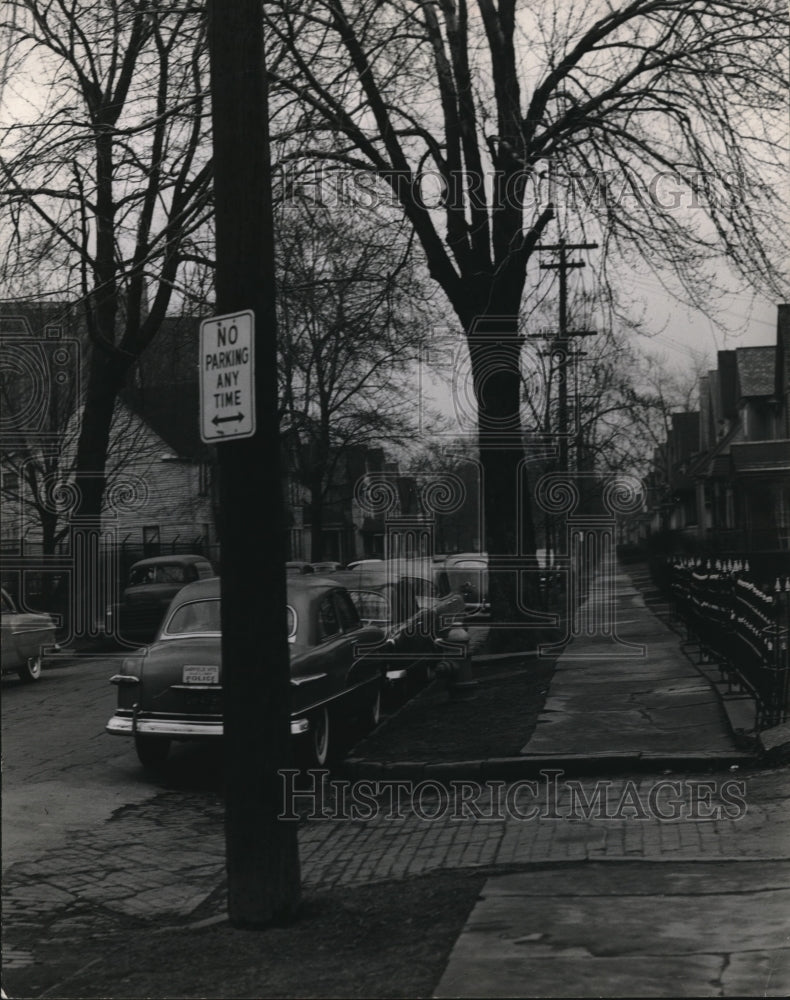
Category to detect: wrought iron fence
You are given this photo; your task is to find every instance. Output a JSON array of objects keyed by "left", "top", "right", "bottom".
[{"left": 668, "top": 557, "right": 790, "bottom": 730}]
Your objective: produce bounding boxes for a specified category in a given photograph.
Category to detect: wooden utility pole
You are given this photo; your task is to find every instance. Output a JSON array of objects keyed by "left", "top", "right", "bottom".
[
  {"left": 208, "top": 0, "right": 301, "bottom": 926},
  {"left": 533, "top": 239, "right": 598, "bottom": 476}
]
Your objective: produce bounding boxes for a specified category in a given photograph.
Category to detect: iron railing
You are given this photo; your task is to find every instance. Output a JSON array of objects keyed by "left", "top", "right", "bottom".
[{"left": 668, "top": 557, "right": 790, "bottom": 730}]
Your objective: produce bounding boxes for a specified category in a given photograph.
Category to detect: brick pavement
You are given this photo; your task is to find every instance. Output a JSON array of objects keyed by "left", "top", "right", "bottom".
[{"left": 2, "top": 766, "right": 788, "bottom": 948}]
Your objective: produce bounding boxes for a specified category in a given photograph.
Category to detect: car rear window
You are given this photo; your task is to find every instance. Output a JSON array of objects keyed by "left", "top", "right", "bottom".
[
  {"left": 405, "top": 576, "right": 437, "bottom": 598},
  {"left": 349, "top": 590, "right": 389, "bottom": 622},
  {"left": 165, "top": 599, "right": 221, "bottom": 634},
  {"left": 130, "top": 564, "right": 193, "bottom": 585}
]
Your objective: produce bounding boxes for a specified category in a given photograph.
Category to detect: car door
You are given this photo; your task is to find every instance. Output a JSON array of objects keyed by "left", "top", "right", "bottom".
[
  {"left": 300, "top": 591, "right": 347, "bottom": 710},
  {"left": 1, "top": 590, "right": 22, "bottom": 669},
  {"left": 333, "top": 588, "right": 382, "bottom": 713}
]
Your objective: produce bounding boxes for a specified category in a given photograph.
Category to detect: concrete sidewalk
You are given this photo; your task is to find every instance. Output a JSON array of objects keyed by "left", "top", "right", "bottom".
[
  {"left": 434, "top": 565, "right": 789, "bottom": 998},
  {"left": 522, "top": 565, "right": 743, "bottom": 765},
  {"left": 435, "top": 860, "right": 790, "bottom": 998}
]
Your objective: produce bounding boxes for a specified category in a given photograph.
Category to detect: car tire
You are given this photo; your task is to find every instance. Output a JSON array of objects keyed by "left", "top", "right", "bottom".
[
  {"left": 299, "top": 707, "right": 331, "bottom": 768},
  {"left": 17, "top": 653, "right": 42, "bottom": 684},
  {"left": 134, "top": 735, "right": 171, "bottom": 768}
]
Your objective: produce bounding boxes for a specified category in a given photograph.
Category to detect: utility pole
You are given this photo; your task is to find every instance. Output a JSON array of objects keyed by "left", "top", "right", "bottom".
[
  {"left": 532, "top": 239, "right": 598, "bottom": 476},
  {"left": 208, "top": 0, "right": 301, "bottom": 926}
]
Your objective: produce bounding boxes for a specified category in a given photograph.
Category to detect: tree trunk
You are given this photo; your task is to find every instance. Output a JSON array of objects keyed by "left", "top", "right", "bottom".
[
  {"left": 73, "top": 348, "right": 129, "bottom": 520},
  {"left": 309, "top": 483, "right": 324, "bottom": 563},
  {"left": 467, "top": 314, "right": 538, "bottom": 634}
]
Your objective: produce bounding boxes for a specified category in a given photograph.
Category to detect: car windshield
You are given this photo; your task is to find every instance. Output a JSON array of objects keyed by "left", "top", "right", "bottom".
[
  {"left": 348, "top": 590, "right": 389, "bottom": 622},
  {"left": 165, "top": 599, "right": 221, "bottom": 634},
  {"left": 130, "top": 564, "right": 190, "bottom": 585}
]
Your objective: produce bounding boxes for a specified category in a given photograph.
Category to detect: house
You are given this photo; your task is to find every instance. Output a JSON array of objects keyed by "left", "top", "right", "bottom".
[
  {"left": 649, "top": 304, "right": 790, "bottom": 556},
  {"left": 0, "top": 303, "right": 219, "bottom": 612}
]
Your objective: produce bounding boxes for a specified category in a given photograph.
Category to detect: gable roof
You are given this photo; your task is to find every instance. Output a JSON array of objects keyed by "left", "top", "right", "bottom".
[
  {"left": 122, "top": 314, "right": 209, "bottom": 461},
  {"left": 121, "top": 381, "right": 208, "bottom": 461}
]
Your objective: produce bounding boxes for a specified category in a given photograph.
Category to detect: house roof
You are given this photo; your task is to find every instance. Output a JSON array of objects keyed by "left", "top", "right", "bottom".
[
  {"left": 0, "top": 300, "right": 86, "bottom": 337},
  {"left": 735, "top": 345, "right": 776, "bottom": 398},
  {"left": 122, "top": 314, "right": 209, "bottom": 461},
  {"left": 121, "top": 381, "right": 208, "bottom": 461}
]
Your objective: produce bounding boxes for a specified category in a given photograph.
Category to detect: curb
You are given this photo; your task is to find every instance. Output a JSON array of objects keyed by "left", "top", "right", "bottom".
[
  {"left": 758, "top": 721, "right": 790, "bottom": 762},
  {"left": 338, "top": 749, "right": 755, "bottom": 783}
]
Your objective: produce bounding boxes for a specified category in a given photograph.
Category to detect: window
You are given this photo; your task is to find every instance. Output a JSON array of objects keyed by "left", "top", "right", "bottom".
[
  {"left": 335, "top": 591, "right": 361, "bottom": 631},
  {"left": 286, "top": 606, "right": 297, "bottom": 642},
  {"left": 129, "top": 563, "right": 192, "bottom": 586},
  {"left": 318, "top": 595, "right": 340, "bottom": 640},
  {"left": 349, "top": 590, "right": 389, "bottom": 624},
  {"left": 406, "top": 576, "right": 437, "bottom": 599},
  {"left": 165, "top": 599, "right": 221, "bottom": 635}
]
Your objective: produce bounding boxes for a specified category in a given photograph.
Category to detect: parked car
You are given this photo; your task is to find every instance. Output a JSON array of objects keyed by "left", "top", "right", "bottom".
[
  {"left": 311, "top": 561, "right": 344, "bottom": 573},
  {"left": 106, "top": 554, "right": 214, "bottom": 643},
  {"left": 441, "top": 553, "right": 490, "bottom": 618},
  {"left": 106, "top": 576, "right": 384, "bottom": 768},
  {"left": 327, "top": 565, "right": 464, "bottom": 692},
  {"left": 286, "top": 560, "right": 315, "bottom": 575},
  {"left": 387, "top": 557, "right": 467, "bottom": 624},
  {"left": 1, "top": 588, "right": 58, "bottom": 683}
]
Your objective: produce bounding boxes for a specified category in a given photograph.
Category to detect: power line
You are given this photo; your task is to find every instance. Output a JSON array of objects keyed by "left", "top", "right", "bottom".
[{"left": 529, "top": 239, "right": 598, "bottom": 476}]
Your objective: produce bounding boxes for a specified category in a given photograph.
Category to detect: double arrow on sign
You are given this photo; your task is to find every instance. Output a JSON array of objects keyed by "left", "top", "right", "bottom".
[{"left": 212, "top": 412, "right": 245, "bottom": 427}]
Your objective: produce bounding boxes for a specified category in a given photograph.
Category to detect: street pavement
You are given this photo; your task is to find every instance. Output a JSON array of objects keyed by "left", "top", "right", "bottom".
[{"left": 2, "top": 563, "right": 789, "bottom": 997}]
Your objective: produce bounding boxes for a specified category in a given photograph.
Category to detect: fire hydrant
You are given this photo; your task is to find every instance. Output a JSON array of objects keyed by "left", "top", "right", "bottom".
[{"left": 434, "top": 625, "right": 477, "bottom": 701}]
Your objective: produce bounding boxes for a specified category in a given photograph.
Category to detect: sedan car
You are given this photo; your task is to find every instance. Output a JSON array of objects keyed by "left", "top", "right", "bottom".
[
  {"left": 441, "top": 553, "right": 490, "bottom": 618},
  {"left": 327, "top": 565, "right": 465, "bottom": 693},
  {"left": 387, "top": 557, "right": 467, "bottom": 623},
  {"left": 106, "top": 576, "right": 384, "bottom": 768},
  {"left": 106, "top": 554, "right": 214, "bottom": 643},
  {"left": 286, "top": 560, "right": 315, "bottom": 575},
  {"left": 1, "top": 588, "right": 58, "bottom": 683}
]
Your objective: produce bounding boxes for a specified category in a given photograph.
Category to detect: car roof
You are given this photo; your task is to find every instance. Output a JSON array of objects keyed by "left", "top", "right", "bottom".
[
  {"left": 130, "top": 554, "right": 210, "bottom": 569},
  {"left": 326, "top": 567, "right": 405, "bottom": 588},
  {"left": 171, "top": 574, "right": 347, "bottom": 603}
]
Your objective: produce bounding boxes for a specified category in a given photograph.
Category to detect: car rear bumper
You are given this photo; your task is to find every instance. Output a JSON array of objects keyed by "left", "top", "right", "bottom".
[{"left": 106, "top": 713, "right": 309, "bottom": 739}]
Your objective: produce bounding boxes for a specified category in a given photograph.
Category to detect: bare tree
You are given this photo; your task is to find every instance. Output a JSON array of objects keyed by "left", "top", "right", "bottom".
[
  {"left": 265, "top": 0, "right": 788, "bottom": 614},
  {"left": 0, "top": 1, "right": 213, "bottom": 522},
  {"left": 0, "top": 304, "right": 161, "bottom": 576},
  {"left": 277, "top": 200, "right": 440, "bottom": 559}
]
